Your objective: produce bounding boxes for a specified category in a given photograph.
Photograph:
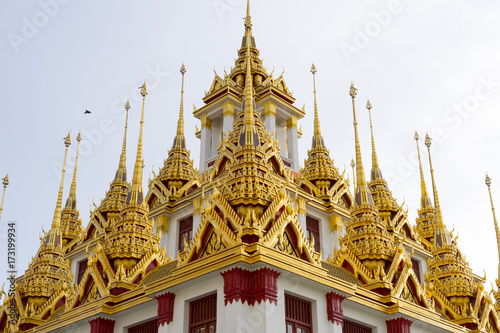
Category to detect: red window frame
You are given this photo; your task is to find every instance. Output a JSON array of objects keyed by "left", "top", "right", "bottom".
[
  {"left": 411, "top": 258, "right": 421, "bottom": 283},
  {"left": 306, "top": 215, "right": 320, "bottom": 252},
  {"left": 128, "top": 319, "right": 157, "bottom": 333},
  {"left": 178, "top": 215, "right": 193, "bottom": 252},
  {"left": 285, "top": 294, "right": 313, "bottom": 333},
  {"left": 343, "top": 319, "right": 372, "bottom": 333},
  {"left": 189, "top": 293, "right": 217, "bottom": 333},
  {"left": 77, "top": 259, "right": 88, "bottom": 284}
]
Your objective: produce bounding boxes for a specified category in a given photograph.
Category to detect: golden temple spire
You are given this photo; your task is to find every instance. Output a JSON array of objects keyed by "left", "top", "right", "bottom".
[
  {"left": 350, "top": 83, "right": 372, "bottom": 206},
  {"left": 0, "top": 174, "right": 8, "bottom": 222},
  {"left": 244, "top": 0, "right": 252, "bottom": 33},
  {"left": 52, "top": 133, "right": 71, "bottom": 229},
  {"left": 311, "top": 63, "right": 324, "bottom": 148},
  {"left": 425, "top": 134, "right": 450, "bottom": 247},
  {"left": 414, "top": 131, "right": 432, "bottom": 209},
  {"left": 366, "top": 101, "right": 383, "bottom": 181},
  {"left": 115, "top": 100, "right": 130, "bottom": 182},
  {"left": 239, "top": 42, "right": 258, "bottom": 147},
  {"left": 66, "top": 133, "right": 81, "bottom": 205},
  {"left": 173, "top": 64, "right": 186, "bottom": 148},
  {"left": 127, "top": 82, "right": 148, "bottom": 205},
  {"left": 485, "top": 174, "right": 500, "bottom": 281}
]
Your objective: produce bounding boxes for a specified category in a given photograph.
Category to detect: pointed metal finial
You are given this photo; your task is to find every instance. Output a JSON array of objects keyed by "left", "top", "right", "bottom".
[
  {"left": 425, "top": 133, "right": 432, "bottom": 148},
  {"left": 349, "top": 82, "right": 357, "bottom": 98},
  {"left": 244, "top": 0, "right": 252, "bottom": 31},
  {"left": 180, "top": 63, "right": 186, "bottom": 75},
  {"left": 2, "top": 174, "right": 8, "bottom": 189},
  {"left": 125, "top": 100, "right": 131, "bottom": 111},
  {"left": 415, "top": 131, "right": 432, "bottom": 210},
  {"left": 64, "top": 132, "right": 71, "bottom": 147},
  {"left": 366, "top": 100, "right": 381, "bottom": 173},
  {"left": 140, "top": 81, "right": 148, "bottom": 97},
  {"left": 485, "top": 173, "right": 500, "bottom": 284},
  {"left": 366, "top": 100, "right": 372, "bottom": 110},
  {"left": 310, "top": 63, "right": 317, "bottom": 74}
]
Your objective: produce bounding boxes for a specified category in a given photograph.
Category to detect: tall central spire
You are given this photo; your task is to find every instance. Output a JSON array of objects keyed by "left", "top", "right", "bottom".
[
  {"left": 486, "top": 174, "right": 500, "bottom": 282},
  {"left": 115, "top": 100, "right": 130, "bottom": 182},
  {"left": 350, "top": 83, "right": 372, "bottom": 206},
  {"left": 366, "top": 101, "right": 383, "bottom": 181},
  {"left": 52, "top": 133, "right": 71, "bottom": 229},
  {"left": 66, "top": 133, "right": 81, "bottom": 207},
  {"left": 173, "top": 64, "right": 186, "bottom": 149},
  {"left": 126, "top": 82, "right": 148, "bottom": 205},
  {"left": 414, "top": 131, "right": 432, "bottom": 210},
  {"left": 425, "top": 134, "right": 450, "bottom": 247},
  {"left": 311, "top": 63, "right": 324, "bottom": 148},
  {"left": 239, "top": 42, "right": 259, "bottom": 147},
  {"left": 244, "top": 0, "right": 252, "bottom": 33}
]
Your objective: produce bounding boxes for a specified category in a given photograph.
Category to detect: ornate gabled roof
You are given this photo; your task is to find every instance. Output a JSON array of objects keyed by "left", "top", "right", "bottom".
[
  {"left": 18, "top": 133, "right": 73, "bottom": 323},
  {"left": 299, "top": 64, "right": 342, "bottom": 202},
  {"left": 423, "top": 134, "right": 477, "bottom": 308},
  {"left": 104, "top": 83, "right": 163, "bottom": 277},
  {"left": 414, "top": 131, "right": 436, "bottom": 248},
  {"left": 338, "top": 83, "right": 394, "bottom": 275},
  {"left": 85, "top": 102, "right": 131, "bottom": 240},
  {"left": 365, "top": 102, "right": 415, "bottom": 240},
  {"left": 148, "top": 65, "right": 198, "bottom": 207},
  {"left": 60, "top": 133, "right": 83, "bottom": 249}
]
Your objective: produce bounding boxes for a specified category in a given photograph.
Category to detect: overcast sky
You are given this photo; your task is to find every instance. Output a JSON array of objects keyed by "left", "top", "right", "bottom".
[{"left": 1, "top": 0, "right": 500, "bottom": 293}]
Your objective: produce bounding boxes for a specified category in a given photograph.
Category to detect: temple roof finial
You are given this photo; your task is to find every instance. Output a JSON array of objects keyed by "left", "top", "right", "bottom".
[
  {"left": 0, "top": 173, "right": 9, "bottom": 222},
  {"left": 173, "top": 64, "right": 186, "bottom": 148},
  {"left": 239, "top": 42, "right": 258, "bottom": 147},
  {"left": 52, "top": 132, "right": 71, "bottom": 229},
  {"left": 414, "top": 131, "right": 432, "bottom": 210},
  {"left": 350, "top": 83, "right": 372, "bottom": 206},
  {"left": 485, "top": 174, "right": 500, "bottom": 282},
  {"left": 311, "top": 63, "right": 324, "bottom": 148},
  {"left": 116, "top": 100, "right": 130, "bottom": 182},
  {"left": 425, "top": 133, "right": 450, "bottom": 247},
  {"left": 126, "top": 82, "right": 148, "bottom": 205},
  {"left": 366, "top": 100, "right": 383, "bottom": 181},
  {"left": 67, "top": 132, "right": 82, "bottom": 201},
  {"left": 244, "top": 0, "right": 252, "bottom": 32}
]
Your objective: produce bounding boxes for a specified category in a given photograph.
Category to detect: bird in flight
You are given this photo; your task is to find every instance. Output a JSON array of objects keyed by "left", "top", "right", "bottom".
[{"left": 84, "top": 110, "right": 91, "bottom": 114}]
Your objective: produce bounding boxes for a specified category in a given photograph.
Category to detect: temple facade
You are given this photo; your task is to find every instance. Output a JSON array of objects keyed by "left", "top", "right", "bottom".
[{"left": 1, "top": 2, "right": 500, "bottom": 332}]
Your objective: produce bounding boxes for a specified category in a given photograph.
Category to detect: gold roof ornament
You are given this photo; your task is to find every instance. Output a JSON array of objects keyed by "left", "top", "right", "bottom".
[
  {"left": 424, "top": 134, "right": 476, "bottom": 307},
  {"left": 105, "top": 82, "right": 164, "bottom": 273},
  {"left": 424, "top": 134, "right": 450, "bottom": 248},
  {"left": 239, "top": 42, "right": 259, "bottom": 148},
  {"left": 337, "top": 83, "right": 394, "bottom": 274},
  {"left": 0, "top": 173, "right": 8, "bottom": 222},
  {"left": 148, "top": 64, "right": 198, "bottom": 204},
  {"left": 414, "top": 131, "right": 436, "bottom": 247},
  {"left": 60, "top": 132, "right": 83, "bottom": 248},
  {"left": 366, "top": 100, "right": 383, "bottom": 181},
  {"left": 486, "top": 175, "right": 500, "bottom": 288},
  {"left": 365, "top": 102, "right": 408, "bottom": 236},
  {"left": 19, "top": 133, "right": 74, "bottom": 312},
  {"left": 84, "top": 101, "right": 132, "bottom": 239},
  {"left": 298, "top": 64, "right": 342, "bottom": 202}
]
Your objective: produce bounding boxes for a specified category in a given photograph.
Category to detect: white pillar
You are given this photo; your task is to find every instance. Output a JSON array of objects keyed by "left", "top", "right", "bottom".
[
  {"left": 223, "top": 101, "right": 235, "bottom": 136},
  {"left": 249, "top": 301, "right": 283, "bottom": 332},
  {"left": 199, "top": 114, "right": 212, "bottom": 172},
  {"left": 225, "top": 301, "right": 253, "bottom": 333},
  {"left": 286, "top": 115, "right": 299, "bottom": 171},
  {"left": 263, "top": 102, "right": 277, "bottom": 136},
  {"left": 327, "top": 322, "right": 343, "bottom": 333},
  {"left": 158, "top": 323, "right": 173, "bottom": 333}
]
